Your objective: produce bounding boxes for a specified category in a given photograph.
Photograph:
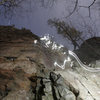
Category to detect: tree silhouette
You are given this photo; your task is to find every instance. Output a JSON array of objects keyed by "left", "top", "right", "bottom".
[
  {"left": 48, "top": 18, "right": 82, "bottom": 50},
  {"left": 0, "top": 0, "right": 24, "bottom": 17},
  {"left": 0, "top": 0, "right": 98, "bottom": 18}
]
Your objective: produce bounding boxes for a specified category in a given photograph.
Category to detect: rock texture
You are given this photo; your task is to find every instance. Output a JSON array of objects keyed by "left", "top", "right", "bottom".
[
  {"left": 75, "top": 37, "right": 100, "bottom": 64},
  {"left": 0, "top": 26, "right": 76, "bottom": 100},
  {"left": 0, "top": 26, "right": 100, "bottom": 100},
  {"left": 55, "top": 67, "right": 100, "bottom": 100}
]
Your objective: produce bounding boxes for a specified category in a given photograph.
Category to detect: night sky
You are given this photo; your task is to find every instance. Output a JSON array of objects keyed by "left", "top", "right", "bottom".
[{"left": 0, "top": 0, "right": 100, "bottom": 49}]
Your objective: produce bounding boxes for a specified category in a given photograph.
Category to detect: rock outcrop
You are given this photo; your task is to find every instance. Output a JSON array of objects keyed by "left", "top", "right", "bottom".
[
  {"left": 75, "top": 37, "right": 100, "bottom": 64},
  {"left": 0, "top": 26, "right": 100, "bottom": 100},
  {"left": 0, "top": 26, "right": 76, "bottom": 100}
]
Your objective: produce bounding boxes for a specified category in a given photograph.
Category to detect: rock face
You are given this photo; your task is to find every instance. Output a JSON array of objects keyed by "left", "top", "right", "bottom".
[
  {"left": 0, "top": 26, "right": 100, "bottom": 100},
  {"left": 30, "top": 72, "right": 75, "bottom": 100},
  {"left": 75, "top": 37, "right": 100, "bottom": 64},
  {"left": 0, "top": 26, "right": 76, "bottom": 100}
]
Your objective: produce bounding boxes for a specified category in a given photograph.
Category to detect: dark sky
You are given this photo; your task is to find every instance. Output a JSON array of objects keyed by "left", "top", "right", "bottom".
[{"left": 0, "top": 0, "right": 100, "bottom": 49}]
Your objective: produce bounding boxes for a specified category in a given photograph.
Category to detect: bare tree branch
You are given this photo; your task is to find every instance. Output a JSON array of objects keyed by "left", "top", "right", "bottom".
[
  {"left": 79, "top": 0, "right": 96, "bottom": 17},
  {"left": 65, "top": 0, "right": 97, "bottom": 18},
  {"left": 66, "top": 0, "right": 78, "bottom": 18},
  {"left": 89, "top": 0, "right": 96, "bottom": 7},
  {"left": 48, "top": 18, "right": 82, "bottom": 50},
  {"left": 0, "top": 0, "right": 24, "bottom": 17}
]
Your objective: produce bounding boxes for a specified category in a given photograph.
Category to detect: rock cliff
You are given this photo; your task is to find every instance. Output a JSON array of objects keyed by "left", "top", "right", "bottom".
[
  {"left": 75, "top": 37, "right": 100, "bottom": 64},
  {"left": 0, "top": 26, "right": 75, "bottom": 100},
  {"left": 0, "top": 26, "right": 100, "bottom": 100}
]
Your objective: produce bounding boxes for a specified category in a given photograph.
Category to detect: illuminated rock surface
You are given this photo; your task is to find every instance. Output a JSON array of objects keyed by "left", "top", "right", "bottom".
[{"left": 0, "top": 26, "right": 100, "bottom": 100}]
